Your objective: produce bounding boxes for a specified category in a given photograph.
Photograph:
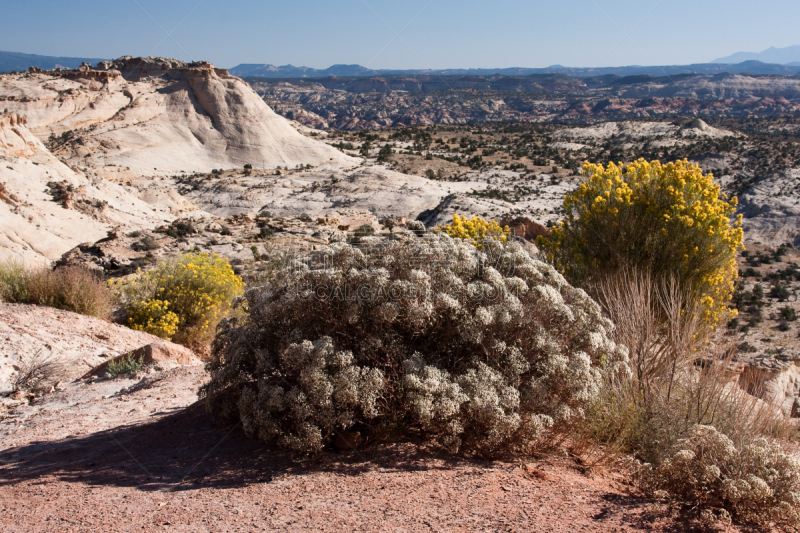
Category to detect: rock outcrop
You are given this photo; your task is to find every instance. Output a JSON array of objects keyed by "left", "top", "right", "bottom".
[
  {"left": 497, "top": 216, "right": 550, "bottom": 240},
  {"left": 737, "top": 169, "right": 800, "bottom": 246},
  {"left": 182, "top": 165, "right": 465, "bottom": 219},
  {"left": 0, "top": 113, "right": 171, "bottom": 263},
  {"left": 0, "top": 302, "right": 197, "bottom": 394},
  {"left": 0, "top": 113, "right": 37, "bottom": 157},
  {"left": 83, "top": 341, "right": 199, "bottom": 377},
  {"left": 741, "top": 355, "right": 800, "bottom": 418},
  {"left": 0, "top": 57, "right": 359, "bottom": 176}
]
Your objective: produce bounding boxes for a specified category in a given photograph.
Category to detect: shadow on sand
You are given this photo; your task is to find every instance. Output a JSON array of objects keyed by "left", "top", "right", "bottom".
[
  {"left": 0, "top": 402, "right": 715, "bottom": 531},
  {"left": 0, "top": 401, "right": 473, "bottom": 492}
]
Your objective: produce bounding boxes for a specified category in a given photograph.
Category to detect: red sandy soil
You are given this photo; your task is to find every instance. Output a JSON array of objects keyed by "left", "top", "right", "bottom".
[{"left": 0, "top": 366, "right": 753, "bottom": 532}]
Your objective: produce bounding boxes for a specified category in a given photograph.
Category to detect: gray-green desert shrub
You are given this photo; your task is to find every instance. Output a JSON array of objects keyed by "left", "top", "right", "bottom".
[
  {"left": 639, "top": 424, "right": 800, "bottom": 529},
  {"left": 203, "top": 233, "right": 628, "bottom": 455},
  {"left": 107, "top": 352, "right": 144, "bottom": 377}
]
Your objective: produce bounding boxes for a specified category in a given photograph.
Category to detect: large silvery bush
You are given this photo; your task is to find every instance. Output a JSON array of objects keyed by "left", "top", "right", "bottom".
[{"left": 203, "top": 233, "right": 628, "bottom": 455}]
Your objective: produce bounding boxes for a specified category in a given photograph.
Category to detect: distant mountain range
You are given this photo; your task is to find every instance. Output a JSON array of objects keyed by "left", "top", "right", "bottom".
[
  {"left": 3, "top": 49, "right": 800, "bottom": 79},
  {"left": 713, "top": 45, "right": 800, "bottom": 66},
  {"left": 230, "top": 64, "right": 378, "bottom": 78},
  {"left": 0, "top": 50, "right": 107, "bottom": 72},
  {"left": 230, "top": 61, "right": 800, "bottom": 79}
]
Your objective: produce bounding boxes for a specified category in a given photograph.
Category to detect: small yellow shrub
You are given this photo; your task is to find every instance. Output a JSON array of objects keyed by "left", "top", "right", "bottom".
[
  {"left": 127, "top": 299, "right": 179, "bottom": 339},
  {"left": 115, "top": 252, "right": 244, "bottom": 347},
  {"left": 440, "top": 214, "right": 509, "bottom": 248},
  {"left": 539, "top": 159, "right": 743, "bottom": 327}
]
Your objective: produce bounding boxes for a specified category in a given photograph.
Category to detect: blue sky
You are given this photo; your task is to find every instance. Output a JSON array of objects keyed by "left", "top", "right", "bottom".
[{"left": 2, "top": 0, "right": 798, "bottom": 69}]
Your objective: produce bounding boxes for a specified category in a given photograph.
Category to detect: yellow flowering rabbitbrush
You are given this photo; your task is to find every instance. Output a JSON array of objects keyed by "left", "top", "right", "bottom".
[
  {"left": 116, "top": 252, "right": 244, "bottom": 346},
  {"left": 127, "top": 299, "right": 179, "bottom": 339},
  {"left": 539, "top": 159, "right": 743, "bottom": 327},
  {"left": 440, "top": 214, "right": 510, "bottom": 248}
]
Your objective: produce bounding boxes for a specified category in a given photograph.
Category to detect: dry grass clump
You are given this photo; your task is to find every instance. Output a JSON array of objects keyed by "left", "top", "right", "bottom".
[
  {"left": 578, "top": 269, "right": 789, "bottom": 454},
  {"left": 639, "top": 425, "right": 800, "bottom": 529},
  {"left": 0, "top": 260, "right": 112, "bottom": 318},
  {"left": 573, "top": 268, "right": 798, "bottom": 527},
  {"left": 203, "top": 234, "right": 629, "bottom": 456},
  {"left": 12, "top": 349, "right": 66, "bottom": 394}
]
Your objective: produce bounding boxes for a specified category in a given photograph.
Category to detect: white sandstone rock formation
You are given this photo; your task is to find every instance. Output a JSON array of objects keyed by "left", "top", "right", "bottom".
[
  {"left": 741, "top": 357, "right": 800, "bottom": 417},
  {"left": 0, "top": 57, "right": 359, "bottom": 177},
  {"left": 554, "top": 120, "right": 738, "bottom": 146},
  {"left": 737, "top": 169, "right": 800, "bottom": 246},
  {"left": 0, "top": 113, "right": 171, "bottom": 264},
  {"left": 183, "top": 165, "right": 471, "bottom": 219},
  {"left": 0, "top": 56, "right": 365, "bottom": 263}
]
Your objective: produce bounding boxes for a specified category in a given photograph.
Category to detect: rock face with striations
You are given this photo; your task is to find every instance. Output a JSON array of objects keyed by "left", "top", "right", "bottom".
[
  {"left": 742, "top": 355, "right": 800, "bottom": 418},
  {"left": 0, "top": 113, "right": 38, "bottom": 157}
]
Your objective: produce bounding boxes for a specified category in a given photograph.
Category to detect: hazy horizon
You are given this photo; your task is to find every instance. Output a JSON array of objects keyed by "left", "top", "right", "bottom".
[{"left": 2, "top": 0, "right": 800, "bottom": 70}]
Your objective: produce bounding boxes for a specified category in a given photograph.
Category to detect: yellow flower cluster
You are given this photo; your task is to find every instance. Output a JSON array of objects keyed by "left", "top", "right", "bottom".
[
  {"left": 540, "top": 159, "right": 743, "bottom": 328},
  {"left": 117, "top": 252, "right": 244, "bottom": 344},
  {"left": 440, "top": 214, "right": 510, "bottom": 248},
  {"left": 128, "top": 299, "right": 179, "bottom": 339}
]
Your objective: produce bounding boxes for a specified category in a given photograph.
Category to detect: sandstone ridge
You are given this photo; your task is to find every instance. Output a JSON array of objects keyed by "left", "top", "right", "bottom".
[{"left": 0, "top": 56, "right": 359, "bottom": 176}]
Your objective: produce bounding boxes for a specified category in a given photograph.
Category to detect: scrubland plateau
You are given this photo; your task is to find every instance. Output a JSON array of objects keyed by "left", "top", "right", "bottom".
[{"left": 1, "top": 57, "right": 800, "bottom": 532}]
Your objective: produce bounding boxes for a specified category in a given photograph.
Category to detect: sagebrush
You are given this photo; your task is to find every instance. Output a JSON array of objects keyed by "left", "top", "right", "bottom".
[
  {"left": 203, "top": 234, "right": 629, "bottom": 455},
  {"left": 639, "top": 424, "right": 800, "bottom": 529}
]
